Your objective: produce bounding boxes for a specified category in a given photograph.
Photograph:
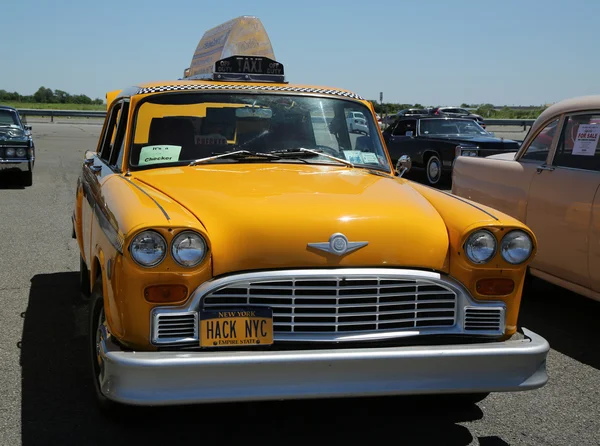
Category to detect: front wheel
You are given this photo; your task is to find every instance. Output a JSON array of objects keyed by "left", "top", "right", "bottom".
[
  {"left": 425, "top": 154, "right": 442, "bottom": 186},
  {"left": 89, "top": 279, "right": 125, "bottom": 415}
]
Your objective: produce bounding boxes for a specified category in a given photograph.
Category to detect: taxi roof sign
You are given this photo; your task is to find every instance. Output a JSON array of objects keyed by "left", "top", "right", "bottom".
[
  {"left": 213, "top": 55, "right": 285, "bottom": 82},
  {"left": 184, "top": 16, "right": 276, "bottom": 80}
]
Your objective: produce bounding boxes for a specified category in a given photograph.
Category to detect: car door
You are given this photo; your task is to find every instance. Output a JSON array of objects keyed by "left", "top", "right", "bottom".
[
  {"left": 384, "top": 119, "right": 419, "bottom": 163},
  {"left": 78, "top": 100, "right": 129, "bottom": 263},
  {"left": 526, "top": 112, "right": 600, "bottom": 290}
]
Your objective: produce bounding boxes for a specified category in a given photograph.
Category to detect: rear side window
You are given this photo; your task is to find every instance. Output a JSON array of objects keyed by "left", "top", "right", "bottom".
[
  {"left": 392, "top": 120, "right": 417, "bottom": 136},
  {"left": 552, "top": 113, "right": 600, "bottom": 171},
  {"left": 520, "top": 118, "right": 559, "bottom": 162}
]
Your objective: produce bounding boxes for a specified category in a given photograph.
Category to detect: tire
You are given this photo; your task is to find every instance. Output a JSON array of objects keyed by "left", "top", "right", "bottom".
[
  {"left": 89, "top": 278, "right": 125, "bottom": 414},
  {"left": 425, "top": 154, "right": 442, "bottom": 186},
  {"left": 22, "top": 170, "right": 33, "bottom": 187},
  {"left": 80, "top": 255, "right": 91, "bottom": 298}
]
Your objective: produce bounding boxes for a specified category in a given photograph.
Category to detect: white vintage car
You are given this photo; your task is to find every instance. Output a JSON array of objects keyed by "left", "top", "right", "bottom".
[{"left": 452, "top": 95, "right": 600, "bottom": 301}]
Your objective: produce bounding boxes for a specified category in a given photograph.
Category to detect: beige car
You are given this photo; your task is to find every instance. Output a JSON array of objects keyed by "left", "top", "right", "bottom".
[{"left": 452, "top": 95, "right": 600, "bottom": 301}]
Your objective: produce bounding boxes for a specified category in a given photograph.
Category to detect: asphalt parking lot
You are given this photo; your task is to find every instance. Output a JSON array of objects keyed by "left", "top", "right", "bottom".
[{"left": 0, "top": 123, "right": 599, "bottom": 446}]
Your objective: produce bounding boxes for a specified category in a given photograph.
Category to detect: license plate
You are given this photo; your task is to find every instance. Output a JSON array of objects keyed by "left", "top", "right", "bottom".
[{"left": 200, "top": 308, "right": 273, "bottom": 347}]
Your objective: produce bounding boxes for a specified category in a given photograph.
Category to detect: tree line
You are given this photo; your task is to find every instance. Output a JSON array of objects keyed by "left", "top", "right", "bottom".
[
  {"left": 369, "top": 101, "right": 546, "bottom": 119},
  {"left": 0, "top": 87, "right": 103, "bottom": 105}
]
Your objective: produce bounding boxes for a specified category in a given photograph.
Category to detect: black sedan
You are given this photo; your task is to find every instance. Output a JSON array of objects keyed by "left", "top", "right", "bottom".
[
  {"left": 383, "top": 116, "right": 519, "bottom": 186},
  {"left": 0, "top": 105, "right": 35, "bottom": 186}
]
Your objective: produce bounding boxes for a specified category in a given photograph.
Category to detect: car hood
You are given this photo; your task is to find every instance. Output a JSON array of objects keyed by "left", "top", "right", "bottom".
[
  {"left": 0, "top": 127, "right": 28, "bottom": 144},
  {"left": 133, "top": 164, "right": 450, "bottom": 276}
]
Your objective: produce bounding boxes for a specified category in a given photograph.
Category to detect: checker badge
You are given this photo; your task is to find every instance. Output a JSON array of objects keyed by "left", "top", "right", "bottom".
[{"left": 307, "top": 233, "right": 368, "bottom": 256}]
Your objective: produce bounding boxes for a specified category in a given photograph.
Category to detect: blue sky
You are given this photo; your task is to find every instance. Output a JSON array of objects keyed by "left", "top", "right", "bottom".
[{"left": 1, "top": 0, "right": 598, "bottom": 106}]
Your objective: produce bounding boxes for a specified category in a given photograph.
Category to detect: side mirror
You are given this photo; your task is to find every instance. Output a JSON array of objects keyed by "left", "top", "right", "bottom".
[
  {"left": 395, "top": 155, "right": 412, "bottom": 177},
  {"left": 25, "top": 125, "right": 32, "bottom": 131}
]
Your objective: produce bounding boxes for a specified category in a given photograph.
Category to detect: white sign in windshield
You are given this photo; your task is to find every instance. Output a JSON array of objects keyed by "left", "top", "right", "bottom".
[
  {"left": 572, "top": 124, "right": 600, "bottom": 156},
  {"left": 138, "top": 145, "right": 182, "bottom": 166}
]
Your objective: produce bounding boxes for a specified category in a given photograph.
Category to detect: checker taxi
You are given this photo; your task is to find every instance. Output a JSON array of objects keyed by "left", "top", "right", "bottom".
[{"left": 73, "top": 17, "right": 548, "bottom": 409}]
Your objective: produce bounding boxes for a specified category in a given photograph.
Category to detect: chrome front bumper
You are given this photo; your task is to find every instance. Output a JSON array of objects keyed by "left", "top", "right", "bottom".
[
  {"left": 98, "top": 327, "right": 549, "bottom": 406},
  {"left": 0, "top": 159, "right": 31, "bottom": 172}
]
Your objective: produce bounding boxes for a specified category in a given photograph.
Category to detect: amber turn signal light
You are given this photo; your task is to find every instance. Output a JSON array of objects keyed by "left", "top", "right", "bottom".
[
  {"left": 144, "top": 285, "right": 188, "bottom": 303},
  {"left": 476, "top": 278, "right": 515, "bottom": 296}
]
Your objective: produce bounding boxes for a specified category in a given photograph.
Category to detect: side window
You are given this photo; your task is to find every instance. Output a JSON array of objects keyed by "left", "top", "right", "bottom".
[
  {"left": 520, "top": 118, "right": 559, "bottom": 162},
  {"left": 392, "top": 119, "right": 417, "bottom": 136},
  {"left": 109, "top": 101, "right": 130, "bottom": 169},
  {"left": 553, "top": 113, "right": 600, "bottom": 171},
  {"left": 99, "top": 102, "right": 123, "bottom": 161}
]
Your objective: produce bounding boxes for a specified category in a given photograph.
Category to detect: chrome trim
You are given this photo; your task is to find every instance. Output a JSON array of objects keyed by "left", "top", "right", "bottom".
[
  {"left": 98, "top": 327, "right": 549, "bottom": 406},
  {"left": 151, "top": 268, "right": 506, "bottom": 346},
  {"left": 307, "top": 233, "right": 368, "bottom": 256},
  {"left": 120, "top": 176, "right": 170, "bottom": 221},
  {"left": 0, "top": 160, "right": 29, "bottom": 172},
  {"left": 94, "top": 203, "right": 124, "bottom": 254},
  {"left": 151, "top": 310, "right": 198, "bottom": 344},
  {"left": 463, "top": 306, "right": 505, "bottom": 333}
]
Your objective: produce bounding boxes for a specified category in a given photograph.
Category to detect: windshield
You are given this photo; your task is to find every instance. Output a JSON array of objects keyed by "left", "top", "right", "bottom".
[
  {"left": 0, "top": 110, "right": 20, "bottom": 127},
  {"left": 420, "top": 119, "right": 487, "bottom": 136},
  {"left": 129, "top": 93, "right": 390, "bottom": 171}
]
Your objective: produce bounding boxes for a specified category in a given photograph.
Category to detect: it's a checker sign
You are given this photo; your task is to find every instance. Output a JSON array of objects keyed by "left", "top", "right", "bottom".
[{"left": 200, "top": 308, "right": 274, "bottom": 347}]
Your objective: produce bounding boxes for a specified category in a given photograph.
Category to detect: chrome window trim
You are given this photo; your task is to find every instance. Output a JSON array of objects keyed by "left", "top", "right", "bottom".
[
  {"left": 516, "top": 116, "right": 563, "bottom": 164},
  {"left": 150, "top": 268, "right": 506, "bottom": 346},
  {"left": 550, "top": 110, "right": 600, "bottom": 171}
]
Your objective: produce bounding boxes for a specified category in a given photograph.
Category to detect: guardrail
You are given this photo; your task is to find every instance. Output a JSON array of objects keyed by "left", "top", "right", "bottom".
[
  {"left": 484, "top": 119, "right": 536, "bottom": 130},
  {"left": 18, "top": 108, "right": 106, "bottom": 122},
  {"left": 17, "top": 109, "right": 538, "bottom": 129}
]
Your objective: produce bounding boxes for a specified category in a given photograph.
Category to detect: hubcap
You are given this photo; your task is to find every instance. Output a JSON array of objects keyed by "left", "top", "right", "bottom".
[
  {"left": 428, "top": 159, "right": 440, "bottom": 181},
  {"left": 95, "top": 308, "right": 105, "bottom": 375}
]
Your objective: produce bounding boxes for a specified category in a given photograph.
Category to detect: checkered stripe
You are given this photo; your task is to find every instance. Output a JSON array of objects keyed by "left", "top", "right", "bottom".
[{"left": 136, "top": 84, "right": 364, "bottom": 100}]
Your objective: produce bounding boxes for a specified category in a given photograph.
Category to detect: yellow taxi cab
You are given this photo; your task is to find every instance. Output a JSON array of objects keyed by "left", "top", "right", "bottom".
[{"left": 72, "top": 17, "right": 549, "bottom": 409}]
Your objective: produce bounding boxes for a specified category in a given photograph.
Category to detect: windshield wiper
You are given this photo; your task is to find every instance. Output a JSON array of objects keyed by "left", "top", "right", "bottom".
[
  {"left": 268, "top": 148, "right": 354, "bottom": 168},
  {"left": 189, "top": 150, "right": 281, "bottom": 166}
]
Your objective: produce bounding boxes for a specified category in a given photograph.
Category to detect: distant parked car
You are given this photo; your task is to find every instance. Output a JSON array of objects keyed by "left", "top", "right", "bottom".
[
  {"left": 432, "top": 107, "right": 486, "bottom": 128},
  {"left": 397, "top": 108, "right": 430, "bottom": 117},
  {"left": 452, "top": 95, "right": 600, "bottom": 302},
  {"left": 0, "top": 105, "right": 35, "bottom": 186},
  {"left": 346, "top": 111, "right": 369, "bottom": 134},
  {"left": 382, "top": 116, "right": 519, "bottom": 186}
]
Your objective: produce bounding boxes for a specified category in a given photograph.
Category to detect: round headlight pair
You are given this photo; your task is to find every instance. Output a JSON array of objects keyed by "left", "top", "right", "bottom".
[
  {"left": 464, "top": 229, "right": 532, "bottom": 265},
  {"left": 130, "top": 230, "right": 207, "bottom": 268}
]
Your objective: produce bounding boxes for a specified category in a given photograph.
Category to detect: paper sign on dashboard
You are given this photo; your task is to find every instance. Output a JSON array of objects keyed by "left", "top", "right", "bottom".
[
  {"left": 138, "top": 145, "right": 182, "bottom": 166},
  {"left": 572, "top": 124, "right": 600, "bottom": 156}
]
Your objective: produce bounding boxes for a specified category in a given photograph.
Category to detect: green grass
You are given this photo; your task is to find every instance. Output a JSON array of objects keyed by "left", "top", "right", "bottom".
[{"left": 1, "top": 102, "right": 106, "bottom": 111}]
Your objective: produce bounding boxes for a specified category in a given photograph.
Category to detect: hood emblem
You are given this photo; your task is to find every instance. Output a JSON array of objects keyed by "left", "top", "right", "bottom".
[{"left": 308, "top": 233, "right": 368, "bottom": 256}]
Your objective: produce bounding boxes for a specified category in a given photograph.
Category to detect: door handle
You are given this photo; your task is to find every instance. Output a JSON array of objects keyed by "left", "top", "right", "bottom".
[
  {"left": 84, "top": 158, "right": 94, "bottom": 166},
  {"left": 536, "top": 165, "right": 555, "bottom": 174},
  {"left": 89, "top": 165, "right": 102, "bottom": 174}
]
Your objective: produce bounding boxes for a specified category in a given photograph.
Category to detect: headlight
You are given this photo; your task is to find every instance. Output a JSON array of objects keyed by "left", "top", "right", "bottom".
[
  {"left": 171, "top": 231, "right": 207, "bottom": 267},
  {"left": 5, "top": 148, "right": 15, "bottom": 157},
  {"left": 501, "top": 230, "right": 533, "bottom": 264},
  {"left": 16, "top": 148, "right": 26, "bottom": 157},
  {"left": 464, "top": 229, "right": 497, "bottom": 264},
  {"left": 130, "top": 230, "right": 167, "bottom": 267}
]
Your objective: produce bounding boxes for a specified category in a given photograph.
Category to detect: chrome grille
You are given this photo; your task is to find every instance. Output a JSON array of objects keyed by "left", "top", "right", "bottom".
[
  {"left": 202, "top": 276, "right": 457, "bottom": 334},
  {"left": 464, "top": 307, "right": 504, "bottom": 332},
  {"left": 153, "top": 312, "right": 198, "bottom": 343}
]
